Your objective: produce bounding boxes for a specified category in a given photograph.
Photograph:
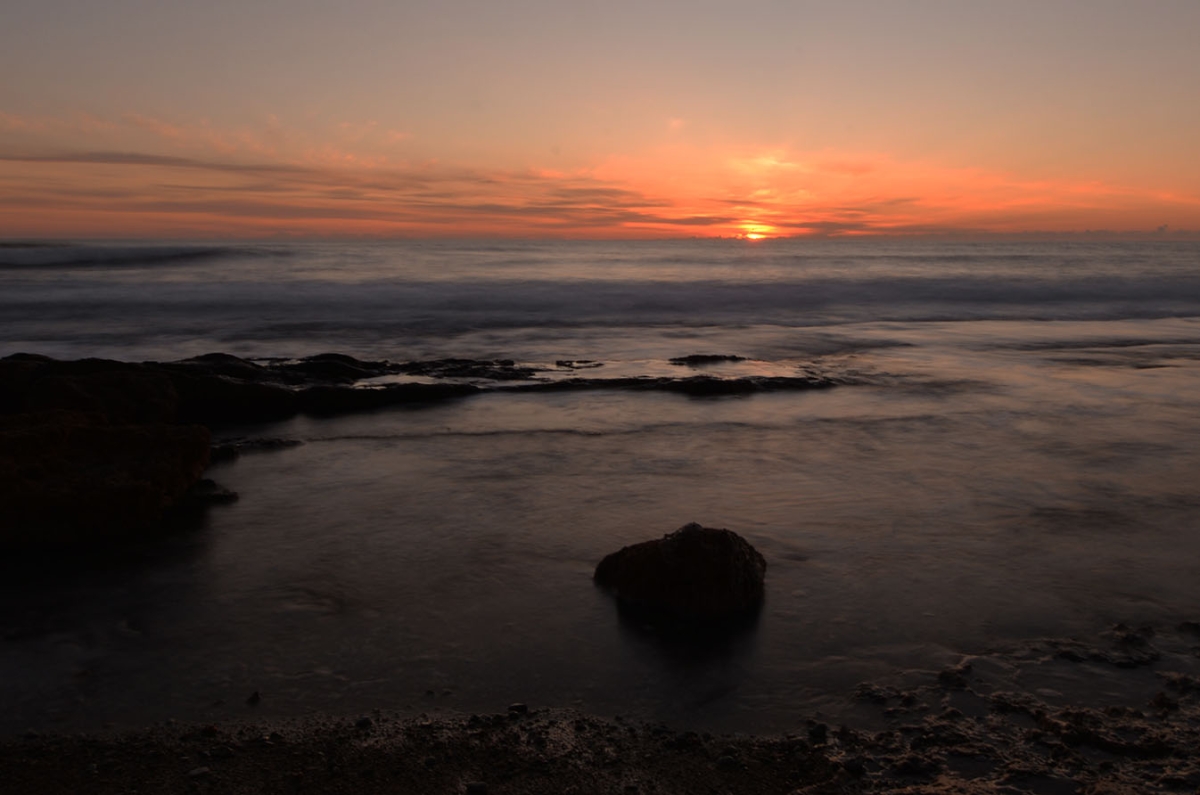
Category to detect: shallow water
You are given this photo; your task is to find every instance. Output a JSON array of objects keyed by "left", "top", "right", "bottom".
[{"left": 2, "top": 239, "right": 1200, "bottom": 734}]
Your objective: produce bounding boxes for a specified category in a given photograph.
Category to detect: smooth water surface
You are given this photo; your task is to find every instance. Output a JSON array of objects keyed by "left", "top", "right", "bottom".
[{"left": 2, "top": 239, "right": 1200, "bottom": 733}]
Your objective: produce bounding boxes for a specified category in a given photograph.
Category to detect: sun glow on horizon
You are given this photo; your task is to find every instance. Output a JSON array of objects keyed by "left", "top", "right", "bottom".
[
  {"left": 1, "top": 110, "right": 1198, "bottom": 239},
  {"left": 736, "top": 221, "right": 778, "bottom": 241}
]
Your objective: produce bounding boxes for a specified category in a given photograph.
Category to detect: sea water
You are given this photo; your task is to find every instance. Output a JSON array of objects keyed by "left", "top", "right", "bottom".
[{"left": 2, "top": 238, "right": 1200, "bottom": 733}]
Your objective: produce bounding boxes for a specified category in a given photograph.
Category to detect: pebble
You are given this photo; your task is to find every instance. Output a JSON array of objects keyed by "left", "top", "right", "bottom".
[{"left": 186, "top": 766, "right": 211, "bottom": 778}]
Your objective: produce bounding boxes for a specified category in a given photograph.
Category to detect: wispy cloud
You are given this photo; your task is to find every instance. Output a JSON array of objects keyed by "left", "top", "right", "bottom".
[{"left": 1, "top": 110, "right": 1198, "bottom": 238}]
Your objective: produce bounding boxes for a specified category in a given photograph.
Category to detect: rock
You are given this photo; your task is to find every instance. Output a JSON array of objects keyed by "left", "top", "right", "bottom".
[
  {"left": 182, "top": 478, "right": 239, "bottom": 506},
  {"left": 594, "top": 523, "right": 766, "bottom": 623},
  {"left": 209, "top": 437, "right": 302, "bottom": 463},
  {"left": 276, "top": 354, "right": 383, "bottom": 383},
  {"left": 0, "top": 411, "right": 211, "bottom": 547},
  {"left": 668, "top": 354, "right": 747, "bottom": 366},
  {"left": 1, "top": 356, "right": 178, "bottom": 423},
  {"left": 165, "top": 370, "right": 298, "bottom": 425},
  {"left": 395, "top": 358, "right": 538, "bottom": 380},
  {"left": 246, "top": 691, "right": 261, "bottom": 706},
  {"left": 299, "top": 382, "right": 478, "bottom": 415},
  {"left": 465, "top": 781, "right": 488, "bottom": 794},
  {"left": 507, "top": 703, "right": 528, "bottom": 715}
]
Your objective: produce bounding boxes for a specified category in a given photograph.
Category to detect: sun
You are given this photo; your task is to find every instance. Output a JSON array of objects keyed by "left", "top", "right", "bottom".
[{"left": 738, "top": 221, "right": 777, "bottom": 240}]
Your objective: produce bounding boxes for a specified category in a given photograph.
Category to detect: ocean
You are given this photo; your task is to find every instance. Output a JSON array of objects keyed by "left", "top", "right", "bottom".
[{"left": 3, "top": 238, "right": 1200, "bottom": 734}]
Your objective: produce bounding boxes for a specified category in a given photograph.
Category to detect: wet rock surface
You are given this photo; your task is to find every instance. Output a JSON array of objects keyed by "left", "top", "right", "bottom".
[
  {"left": 0, "top": 410, "right": 211, "bottom": 547},
  {"left": 594, "top": 523, "right": 767, "bottom": 624},
  {"left": 2, "top": 352, "right": 847, "bottom": 427}
]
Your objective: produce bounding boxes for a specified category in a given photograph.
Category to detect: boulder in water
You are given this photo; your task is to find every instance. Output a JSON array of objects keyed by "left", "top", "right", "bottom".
[{"left": 594, "top": 523, "right": 766, "bottom": 623}]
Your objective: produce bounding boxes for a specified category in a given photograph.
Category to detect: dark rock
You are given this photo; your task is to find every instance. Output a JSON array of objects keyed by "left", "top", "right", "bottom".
[
  {"left": 172, "top": 353, "right": 271, "bottom": 381},
  {"left": 209, "top": 437, "right": 302, "bottom": 462},
  {"left": 668, "top": 354, "right": 747, "bottom": 366},
  {"left": 0, "top": 411, "right": 211, "bottom": 547},
  {"left": 715, "top": 754, "right": 742, "bottom": 771},
  {"left": 2, "top": 356, "right": 178, "bottom": 423},
  {"left": 355, "top": 717, "right": 373, "bottom": 730},
  {"left": 594, "top": 523, "right": 766, "bottom": 623},
  {"left": 395, "top": 358, "right": 539, "bottom": 381},
  {"left": 465, "top": 782, "right": 488, "bottom": 795},
  {"left": 891, "top": 753, "right": 941, "bottom": 777},
  {"left": 842, "top": 756, "right": 867, "bottom": 777},
  {"left": 166, "top": 370, "right": 299, "bottom": 424},
  {"left": 1178, "top": 620, "right": 1200, "bottom": 636},
  {"left": 507, "top": 703, "right": 528, "bottom": 715},
  {"left": 855, "top": 683, "right": 893, "bottom": 703},
  {"left": 184, "top": 479, "right": 239, "bottom": 506},
  {"left": 299, "top": 382, "right": 478, "bottom": 415},
  {"left": 246, "top": 691, "right": 261, "bottom": 706},
  {"left": 514, "top": 374, "right": 835, "bottom": 397},
  {"left": 938, "top": 661, "right": 973, "bottom": 689},
  {"left": 276, "top": 354, "right": 391, "bottom": 383}
]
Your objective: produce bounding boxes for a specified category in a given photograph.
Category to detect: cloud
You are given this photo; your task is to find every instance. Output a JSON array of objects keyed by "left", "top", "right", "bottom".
[{"left": 2, "top": 110, "right": 1199, "bottom": 238}]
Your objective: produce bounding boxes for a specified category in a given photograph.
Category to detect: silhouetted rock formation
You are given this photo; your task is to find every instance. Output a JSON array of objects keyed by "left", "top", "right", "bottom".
[
  {"left": 0, "top": 354, "right": 178, "bottom": 423},
  {"left": 594, "top": 523, "right": 767, "bottom": 624},
  {"left": 0, "top": 410, "right": 210, "bottom": 546},
  {"left": 2, "top": 352, "right": 844, "bottom": 428},
  {"left": 514, "top": 374, "right": 834, "bottom": 396},
  {"left": 668, "top": 354, "right": 748, "bottom": 366}
]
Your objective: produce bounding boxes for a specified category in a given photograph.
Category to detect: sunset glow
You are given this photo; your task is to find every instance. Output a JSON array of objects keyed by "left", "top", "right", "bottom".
[{"left": 2, "top": 2, "right": 1198, "bottom": 239}]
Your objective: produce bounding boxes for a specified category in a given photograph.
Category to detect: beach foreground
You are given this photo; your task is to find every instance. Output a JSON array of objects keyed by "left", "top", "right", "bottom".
[{"left": 6, "top": 670, "right": 1200, "bottom": 795}]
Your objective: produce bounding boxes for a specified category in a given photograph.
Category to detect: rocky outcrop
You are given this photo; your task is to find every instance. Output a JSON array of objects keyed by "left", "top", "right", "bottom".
[
  {"left": 0, "top": 354, "right": 178, "bottom": 423},
  {"left": 0, "top": 410, "right": 211, "bottom": 546},
  {"left": 1, "top": 352, "right": 846, "bottom": 428},
  {"left": 594, "top": 523, "right": 767, "bottom": 623}
]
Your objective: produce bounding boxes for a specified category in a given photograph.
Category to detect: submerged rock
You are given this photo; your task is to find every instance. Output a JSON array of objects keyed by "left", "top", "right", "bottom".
[{"left": 594, "top": 523, "right": 766, "bottom": 623}]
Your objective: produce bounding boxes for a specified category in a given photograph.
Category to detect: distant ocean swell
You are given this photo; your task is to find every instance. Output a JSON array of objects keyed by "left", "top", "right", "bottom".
[
  {"left": 2, "top": 240, "right": 1199, "bottom": 362},
  {"left": 7, "top": 275, "right": 1200, "bottom": 319},
  {"left": 0, "top": 243, "right": 284, "bottom": 270}
]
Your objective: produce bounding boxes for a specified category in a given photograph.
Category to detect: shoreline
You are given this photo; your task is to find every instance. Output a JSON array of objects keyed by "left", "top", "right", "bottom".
[
  {"left": 5, "top": 675, "right": 1200, "bottom": 795},
  {"left": 7, "top": 623, "right": 1200, "bottom": 794}
]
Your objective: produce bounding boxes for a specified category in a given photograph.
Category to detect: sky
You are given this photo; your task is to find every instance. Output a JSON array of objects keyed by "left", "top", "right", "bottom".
[{"left": 2, "top": 0, "right": 1199, "bottom": 239}]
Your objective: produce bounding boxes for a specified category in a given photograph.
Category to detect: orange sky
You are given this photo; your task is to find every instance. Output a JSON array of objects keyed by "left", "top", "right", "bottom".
[{"left": 2, "top": 2, "right": 1199, "bottom": 239}]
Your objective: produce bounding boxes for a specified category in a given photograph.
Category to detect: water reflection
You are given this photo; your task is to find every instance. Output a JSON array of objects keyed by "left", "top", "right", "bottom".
[{"left": 4, "top": 315, "right": 1200, "bottom": 735}]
